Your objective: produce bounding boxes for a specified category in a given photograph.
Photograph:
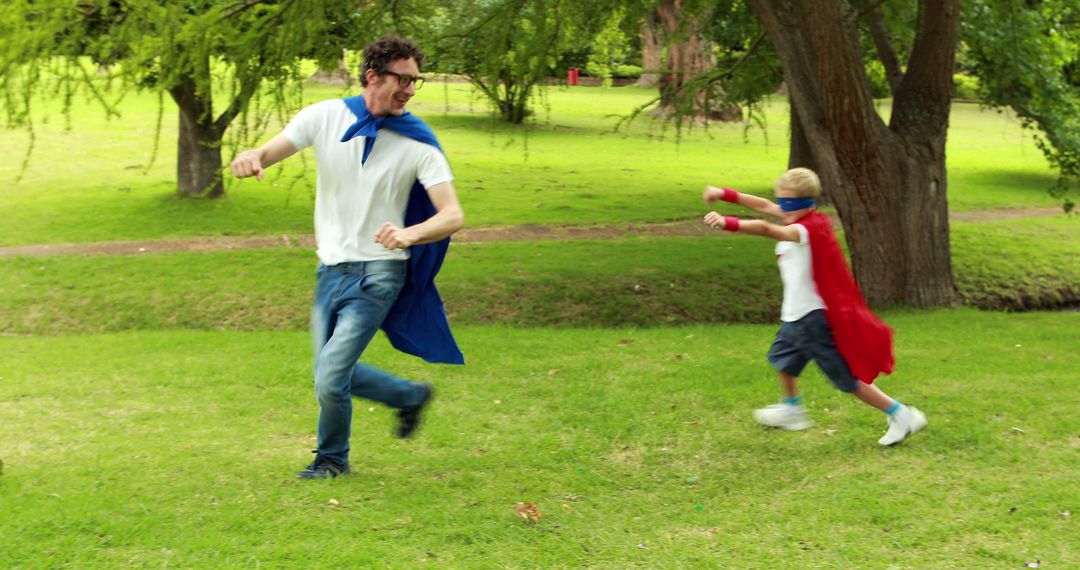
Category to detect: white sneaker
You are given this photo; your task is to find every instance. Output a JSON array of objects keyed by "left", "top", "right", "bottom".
[
  {"left": 753, "top": 403, "right": 813, "bottom": 431},
  {"left": 877, "top": 406, "right": 927, "bottom": 446}
]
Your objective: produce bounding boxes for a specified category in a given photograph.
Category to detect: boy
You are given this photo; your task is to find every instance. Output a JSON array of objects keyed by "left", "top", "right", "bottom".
[{"left": 702, "top": 168, "right": 926, "bottom": 445}]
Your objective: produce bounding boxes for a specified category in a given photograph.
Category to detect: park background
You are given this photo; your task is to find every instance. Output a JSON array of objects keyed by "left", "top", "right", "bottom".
[{"left": 1, "top": 1, "right": 1079, "bottom": 568}]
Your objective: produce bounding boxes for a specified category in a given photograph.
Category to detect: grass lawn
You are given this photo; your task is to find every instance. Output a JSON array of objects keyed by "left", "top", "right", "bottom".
[
  {"left": 1, "top": 310, "right": 1078, "bottom": 568},
  {"left": 2, "top": 215, "right": 1076, "bottom": 335},
  {"left": 0, "top": 81, "right": 1065, "bottom": 247},
  {"left": 2, "top": 74, "right": 1078, "bottom": 570}
]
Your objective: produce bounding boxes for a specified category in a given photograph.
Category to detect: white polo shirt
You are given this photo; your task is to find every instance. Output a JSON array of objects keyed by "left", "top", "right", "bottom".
[
  {"left": 282, "top": 100, "right": 454, "bottom": 265},
  {"left": 775, "top": 223, "right": 826, "bottom": 322}
]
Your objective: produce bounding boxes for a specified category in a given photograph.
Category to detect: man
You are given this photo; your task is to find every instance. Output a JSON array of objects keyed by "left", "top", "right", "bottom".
[{"left": 230, "top": 35, "right": 465, "bottom": 479}]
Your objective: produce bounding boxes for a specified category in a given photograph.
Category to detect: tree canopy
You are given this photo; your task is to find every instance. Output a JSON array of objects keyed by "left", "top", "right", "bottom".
[{"left": 2, "top": 0, "right": 360, "bottom": 197}]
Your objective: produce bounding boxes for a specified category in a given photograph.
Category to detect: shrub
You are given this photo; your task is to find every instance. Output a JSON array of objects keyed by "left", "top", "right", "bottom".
[{"left": 953, "top": 73, "right": 981, "bottom": 100}]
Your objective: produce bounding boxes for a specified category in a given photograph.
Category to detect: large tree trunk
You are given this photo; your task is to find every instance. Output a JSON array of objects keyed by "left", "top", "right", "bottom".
[
  {"left": 170, "top": 74, "right": 225, "bottom": 198},
  {"left": 749, "top": 0, "right": 960, "bottom": 307},
  {"left": 310, "top": 51, "right": 352, "bottom": 86},
  {"left": 788, "top": 99, "right": 816, "bottom": 171},
  {"left": 655, "top": 0, "right": 713, "bottom": 112},
  {"left": 636, "top": 12, "right": 662, "bottom": 88},
  {"left": 653, "top": 0, "right": 741, "bottom": 121}
]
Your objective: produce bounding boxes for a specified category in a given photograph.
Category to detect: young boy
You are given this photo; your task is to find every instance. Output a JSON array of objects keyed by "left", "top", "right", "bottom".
[{"left": 702, "top": 168, "right": 926, "bottom": 445}]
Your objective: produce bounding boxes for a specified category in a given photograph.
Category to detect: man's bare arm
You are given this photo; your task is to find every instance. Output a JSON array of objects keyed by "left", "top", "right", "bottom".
[
  {"left": 229, "top": 135, "right": 299, "bottom": 181},
  {"left": 375, "top": 181, "right": 465, "bottom": 250}
]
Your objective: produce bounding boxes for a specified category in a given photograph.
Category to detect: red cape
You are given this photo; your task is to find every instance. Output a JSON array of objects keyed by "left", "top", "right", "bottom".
[{"left": 796, "top": 211, "right": 894, "bottom": 383}]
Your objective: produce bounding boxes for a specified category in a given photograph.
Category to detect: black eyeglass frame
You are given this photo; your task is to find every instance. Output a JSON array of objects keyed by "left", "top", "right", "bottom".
[{"left": 380, "top": 70, "right": 425, "bottom": 89}]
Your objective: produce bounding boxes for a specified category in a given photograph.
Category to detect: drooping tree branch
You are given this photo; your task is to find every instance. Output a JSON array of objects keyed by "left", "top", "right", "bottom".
[{"left": 864, "top": 5, "right": 903, "bottom": 93}]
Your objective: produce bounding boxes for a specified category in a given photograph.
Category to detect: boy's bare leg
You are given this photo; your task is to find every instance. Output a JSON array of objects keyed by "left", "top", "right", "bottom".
[
  {"left": 852, "top": 380, "right": 928, "bottom": 445},
  {"left": 852, "top": 380, "right": 894, "bottom": 411},
  {"left": 779, "top": 371, "right": 800, "bottom": 399},
  {"left": 754, "top": 371, "right": 812, "bottom": 431}
]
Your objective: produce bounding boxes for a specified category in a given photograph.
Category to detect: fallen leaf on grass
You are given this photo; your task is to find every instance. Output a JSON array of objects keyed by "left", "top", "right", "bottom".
[
  {"left": 618, "top": 339, "right": 634, "bottom": 345},
  {"left": 514, "top": 502, "right": 542, "bottom": 524}
]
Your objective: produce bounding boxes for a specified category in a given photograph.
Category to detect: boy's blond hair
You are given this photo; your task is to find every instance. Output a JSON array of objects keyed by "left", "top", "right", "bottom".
[{"left": 775, "top": 167, "right": 822, "bottom": 198}]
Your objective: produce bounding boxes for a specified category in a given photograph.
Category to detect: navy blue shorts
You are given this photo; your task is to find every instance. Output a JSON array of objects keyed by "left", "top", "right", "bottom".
[{"left": 767, "top": 309, "right": 859, "bottom": 393}]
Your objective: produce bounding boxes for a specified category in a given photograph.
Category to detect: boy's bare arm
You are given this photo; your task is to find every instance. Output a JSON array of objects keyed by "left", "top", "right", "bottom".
[
  {"left": 703, "top": 185, "right": 783, "bottom": 218},
  {"left": 703, "top": 212, "right": 801, "bottom": 242}
]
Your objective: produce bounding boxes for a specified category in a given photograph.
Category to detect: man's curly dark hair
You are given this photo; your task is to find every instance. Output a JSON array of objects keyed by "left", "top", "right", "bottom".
[{"left": 360, "top": 35, "right": 425, "bottom": 87}]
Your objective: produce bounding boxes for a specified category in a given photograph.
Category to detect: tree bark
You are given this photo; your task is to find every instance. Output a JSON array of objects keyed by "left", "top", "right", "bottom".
[
  {"left": 636, "top": 12, "right": 662, "bottom": 88},
  {"left": 787, "top": 99, "right": 816, "bottom": 171},
  {"left": 748, "top": 0, "right": 960, "bottom": 307},
  {"left": 310, "top": 52, "right": 352, "bottom": 87},
  {"left": 653, "top": 0, "right": 741, "bottom": 121},
  {"left": 865, "top": 5, "right": 903, "bottom": 93},
  {"left": 655, "top": 0, "right": 713, "bottom": 110},
  {"left": 169, "top": 73, "right": 225, "bottom": 199}
]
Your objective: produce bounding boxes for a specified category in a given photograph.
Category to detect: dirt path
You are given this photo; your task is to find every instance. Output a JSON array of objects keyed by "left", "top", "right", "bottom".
[{"left": 0, "top": 207, "right": 1064, "bottom": 258}]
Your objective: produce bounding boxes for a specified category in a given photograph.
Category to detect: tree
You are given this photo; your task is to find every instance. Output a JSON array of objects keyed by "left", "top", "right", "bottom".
[
  {"left": 637, "top": 9, "right": 663, "bottom": 88},
  {"left": 2, "top": 0, "right": 359, "bottom": 198},
  {"left": 747, "top": 0, "right": 962, "bottom": 307},
  {"left": 422, "top": 0, "right": 575, "bottom": 124},
  {"left": 962, "top": 0, "right": 1080, "bottom": 212}
]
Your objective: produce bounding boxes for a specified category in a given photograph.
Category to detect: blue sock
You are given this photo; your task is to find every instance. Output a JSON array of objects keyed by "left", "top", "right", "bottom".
[
  {"left": 885, "top": 401, "right": 902, "bottom": 416},
  {"left": 783, "top": 395, "right": 802, "bottom": 407}
]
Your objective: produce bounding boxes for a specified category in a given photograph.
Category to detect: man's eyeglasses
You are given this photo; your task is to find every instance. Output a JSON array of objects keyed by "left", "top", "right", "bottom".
[{"left": 381, "top": 70, "right": 425, "bottom": 90}]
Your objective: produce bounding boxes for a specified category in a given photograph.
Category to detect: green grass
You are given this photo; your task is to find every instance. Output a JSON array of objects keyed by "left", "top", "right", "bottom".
[
  {"left": 1, "top": 310, "right": 1078, "bottom": 568},
  {"left": 0, "top": 82, "right": 1064, "bottom": 247},
  {"left": 952, "top": 216, "right": 1080, "bottom": 310},
  {"left": 1, "top": 216, "right": 1077, "bottom": 336},
  {"left": 2, "top": 74, "right": 1078, "bottom": 569}
]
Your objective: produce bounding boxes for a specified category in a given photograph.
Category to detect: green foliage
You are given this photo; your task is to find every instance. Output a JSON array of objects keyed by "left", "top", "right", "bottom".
[
  {"left": 0, "top": 0, "right": 363, "bottom": 194},
  {"left": 584, "top": 7, "right": 632, "bottom": 88},
  {"left": 953, "top": 73, "right": 981, "bottom": 100},
  {"left": 424, "top": 0, "right": 595, "bottom": 123},
  {"left": 865, "top": 60, "right": 891, "bottom": 99},
  {"left": 962, "top": 0, "right": 1080, "bottom": 211},
  {"left": 613, "top": 64, "right": 643, "bottom": 78}
]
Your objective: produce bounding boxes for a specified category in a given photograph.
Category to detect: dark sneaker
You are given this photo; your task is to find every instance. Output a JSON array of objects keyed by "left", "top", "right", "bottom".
[
  {"left": 296, "top": 450, "right": 349, "bottom": 479},
  {"left": 396, "top": 382, "right": 434, "bottom": 438}
]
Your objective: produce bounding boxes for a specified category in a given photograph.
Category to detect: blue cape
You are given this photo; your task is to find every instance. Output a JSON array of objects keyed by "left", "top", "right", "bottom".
[{"left": 340, "top": 95, "right": 464, "bottom": 365}]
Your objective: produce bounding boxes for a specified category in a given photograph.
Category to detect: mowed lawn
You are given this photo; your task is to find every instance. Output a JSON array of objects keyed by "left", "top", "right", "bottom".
[
  {"left": 2, "top": 77, "right": 1078, "bottom": 569},
  {"left": 1, "top": 311, "right": 1078, "bottom": 569},
  {"left": 0, "top": 81, "right": 1066, "bottom": 247}
]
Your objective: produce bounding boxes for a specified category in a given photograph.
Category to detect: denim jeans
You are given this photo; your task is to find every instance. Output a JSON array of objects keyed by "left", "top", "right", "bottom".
[
  {"left": 766, "top": 309, "right": 859, "bottom": 393},
  {"left": 311, "top": 260, "right": 426, "bottom": 466}
]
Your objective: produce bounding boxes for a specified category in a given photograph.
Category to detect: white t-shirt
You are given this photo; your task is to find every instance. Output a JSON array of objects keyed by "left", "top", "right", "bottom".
[
  {"left": 775, "top": 223, "right": 826, "bottom": 322},
  {"left": 282, "top": 100, "right": 454, "bottom": 265}
]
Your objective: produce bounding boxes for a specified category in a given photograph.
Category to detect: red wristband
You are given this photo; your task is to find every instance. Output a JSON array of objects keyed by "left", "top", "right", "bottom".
[
  {"left": 720, "top": 187, "right": 740, "bottom": 203},
  {"left": 722, "top": 216, "right": 740, "bottom": 232}
]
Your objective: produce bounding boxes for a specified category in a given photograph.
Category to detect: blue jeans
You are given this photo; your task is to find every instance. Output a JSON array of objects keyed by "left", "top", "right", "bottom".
[{"left": 311, "top": 261, "right": 426, "bottom": 466}]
